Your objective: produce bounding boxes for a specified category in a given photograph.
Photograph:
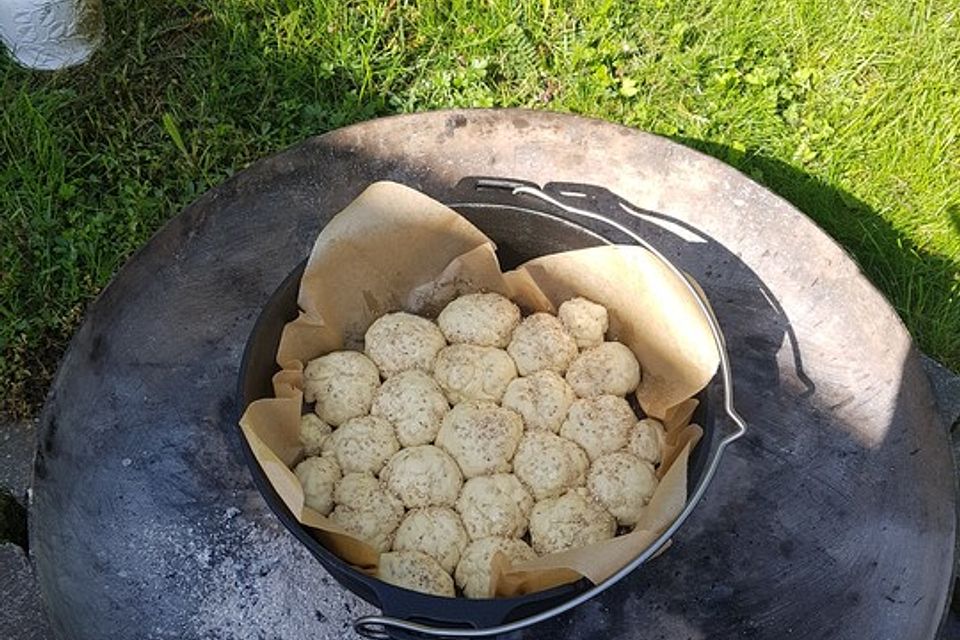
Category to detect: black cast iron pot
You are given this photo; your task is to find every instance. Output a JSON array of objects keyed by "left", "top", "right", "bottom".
[{"left": 236, "top": 178, "right": 746, "bottom": 639}]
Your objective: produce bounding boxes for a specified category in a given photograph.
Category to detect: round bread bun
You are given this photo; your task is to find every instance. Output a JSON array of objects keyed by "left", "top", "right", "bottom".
[
  {"left": 587, "top": 451, "right": 658, "bottom": 526},
  {"left": 512, "top": 431, "right": 590, "bottom": 500},
  {"left": 393, "top": 507, "right": 469, "bottom": 574},
  {"left": 629, "top": 418, "right": 667, "bottom": 465},
  {"left": 455, "top": 474, "right": 533, "bottom": 540},
  {"left": 380, "top": 445, "right": 463, "bottom": 508},
  {"left": 433, "top": 344, "right": 517, "bottom": 404},
  {"left": 435, "top": 401, "right": 523, "bottom": 478},
  {"left": 565, "top": 342, "right": 641, "bottom": 398},
  {"left": 559, "top": 395, "right": 636, "bottom": 461},
  {"left": 331, "top": 472, "right": 404, "bottom": 552},
  {"left": 293, "top": 455, "right": 341, "bottom": 515},
  {"left": 558, "top": 297, "right": 609, "bottom": 349},
  {"left": 324, "top": 415, "right": 399, "bottom": 475},
  {"left": 303, "top": 351, "right": 380, "bottom": 426},
  {"left": 364, "top": 312, "right": 446, "bottom": 378},
  {"left": 455, "top": 537, "right": 537, "bottom": 599},
  {"left": 528, "top": 488, "right": 616, "bottom": 555},
  {"left": 506, "top": 313, "right": 578, "bottom": 376},
  {"left": 437, "top": 292, "right": 521, "bottom": 348},
  {"left": 378, "top": 551, "right": 455, "bottom": 597},
  {"left": 299, "top": 413, "right": 332, "bottom": 456},
  {"left": 500, "top": 370, "right": 575, "bottom": 433},
  {"left": 371, "top": 370, "right": 449, "bottom": 447}
]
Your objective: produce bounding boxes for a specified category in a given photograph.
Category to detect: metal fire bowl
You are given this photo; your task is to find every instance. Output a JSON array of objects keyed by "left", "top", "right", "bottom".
[{"left": 30, "top": 110, "right": 956, "bottom": 640}]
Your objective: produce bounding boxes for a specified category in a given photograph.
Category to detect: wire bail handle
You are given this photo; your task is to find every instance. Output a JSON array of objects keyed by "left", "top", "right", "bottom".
[{"left": 353, "top": 179, "right": 747, "bottom": 639}]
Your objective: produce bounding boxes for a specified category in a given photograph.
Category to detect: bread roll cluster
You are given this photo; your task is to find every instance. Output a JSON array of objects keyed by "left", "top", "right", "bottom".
[{"left": 291, "top": 293, "right": 667, "bottom": 598}]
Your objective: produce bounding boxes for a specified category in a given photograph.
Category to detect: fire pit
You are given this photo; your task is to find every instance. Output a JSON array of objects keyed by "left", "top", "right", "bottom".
[{"left": 30, "top": 110, "right": 956, "bottom": 639}]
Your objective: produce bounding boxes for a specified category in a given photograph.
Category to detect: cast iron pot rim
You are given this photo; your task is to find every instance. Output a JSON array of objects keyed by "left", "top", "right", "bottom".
[{"left": 235, "top": 194, "right": 739, "bottom": 636}]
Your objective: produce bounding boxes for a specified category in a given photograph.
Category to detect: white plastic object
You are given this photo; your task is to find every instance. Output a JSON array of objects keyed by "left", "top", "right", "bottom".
[{"left": 0, "top": 0, "right": 103, "bottom": 70}]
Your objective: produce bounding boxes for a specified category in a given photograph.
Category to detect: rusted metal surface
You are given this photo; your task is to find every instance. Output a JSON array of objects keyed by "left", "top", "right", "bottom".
[{"left": 30, "top": 110, "right": 956, "bottom": 639}]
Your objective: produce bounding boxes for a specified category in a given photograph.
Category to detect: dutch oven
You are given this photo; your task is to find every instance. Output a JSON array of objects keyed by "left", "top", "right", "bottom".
[{"left": 237, "top": 178, "right": 746, "bottom": 638}]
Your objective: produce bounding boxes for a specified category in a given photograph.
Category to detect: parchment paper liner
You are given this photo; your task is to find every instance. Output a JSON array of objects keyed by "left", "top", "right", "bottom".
[{"left": 239, "top": 181, "right": 719, "bottom": 597}]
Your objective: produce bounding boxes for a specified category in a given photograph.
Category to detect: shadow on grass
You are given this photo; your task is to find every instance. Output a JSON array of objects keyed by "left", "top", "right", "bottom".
[
  {"left": 948, "top": 204, "right": 960, "bottom": 237},
  {"left": 670, "top": 137, "right": 960, "bottom": 372}
]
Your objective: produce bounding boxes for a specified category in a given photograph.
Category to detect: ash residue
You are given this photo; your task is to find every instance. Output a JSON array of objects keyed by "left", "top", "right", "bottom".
[{"left": 189, "top": 500, "right": 375, "bottom": 639}]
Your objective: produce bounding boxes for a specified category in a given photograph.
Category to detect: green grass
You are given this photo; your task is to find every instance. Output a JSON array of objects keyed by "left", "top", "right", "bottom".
[{"left": 1, "top": 0, "right": 958, "bottom": 418}]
